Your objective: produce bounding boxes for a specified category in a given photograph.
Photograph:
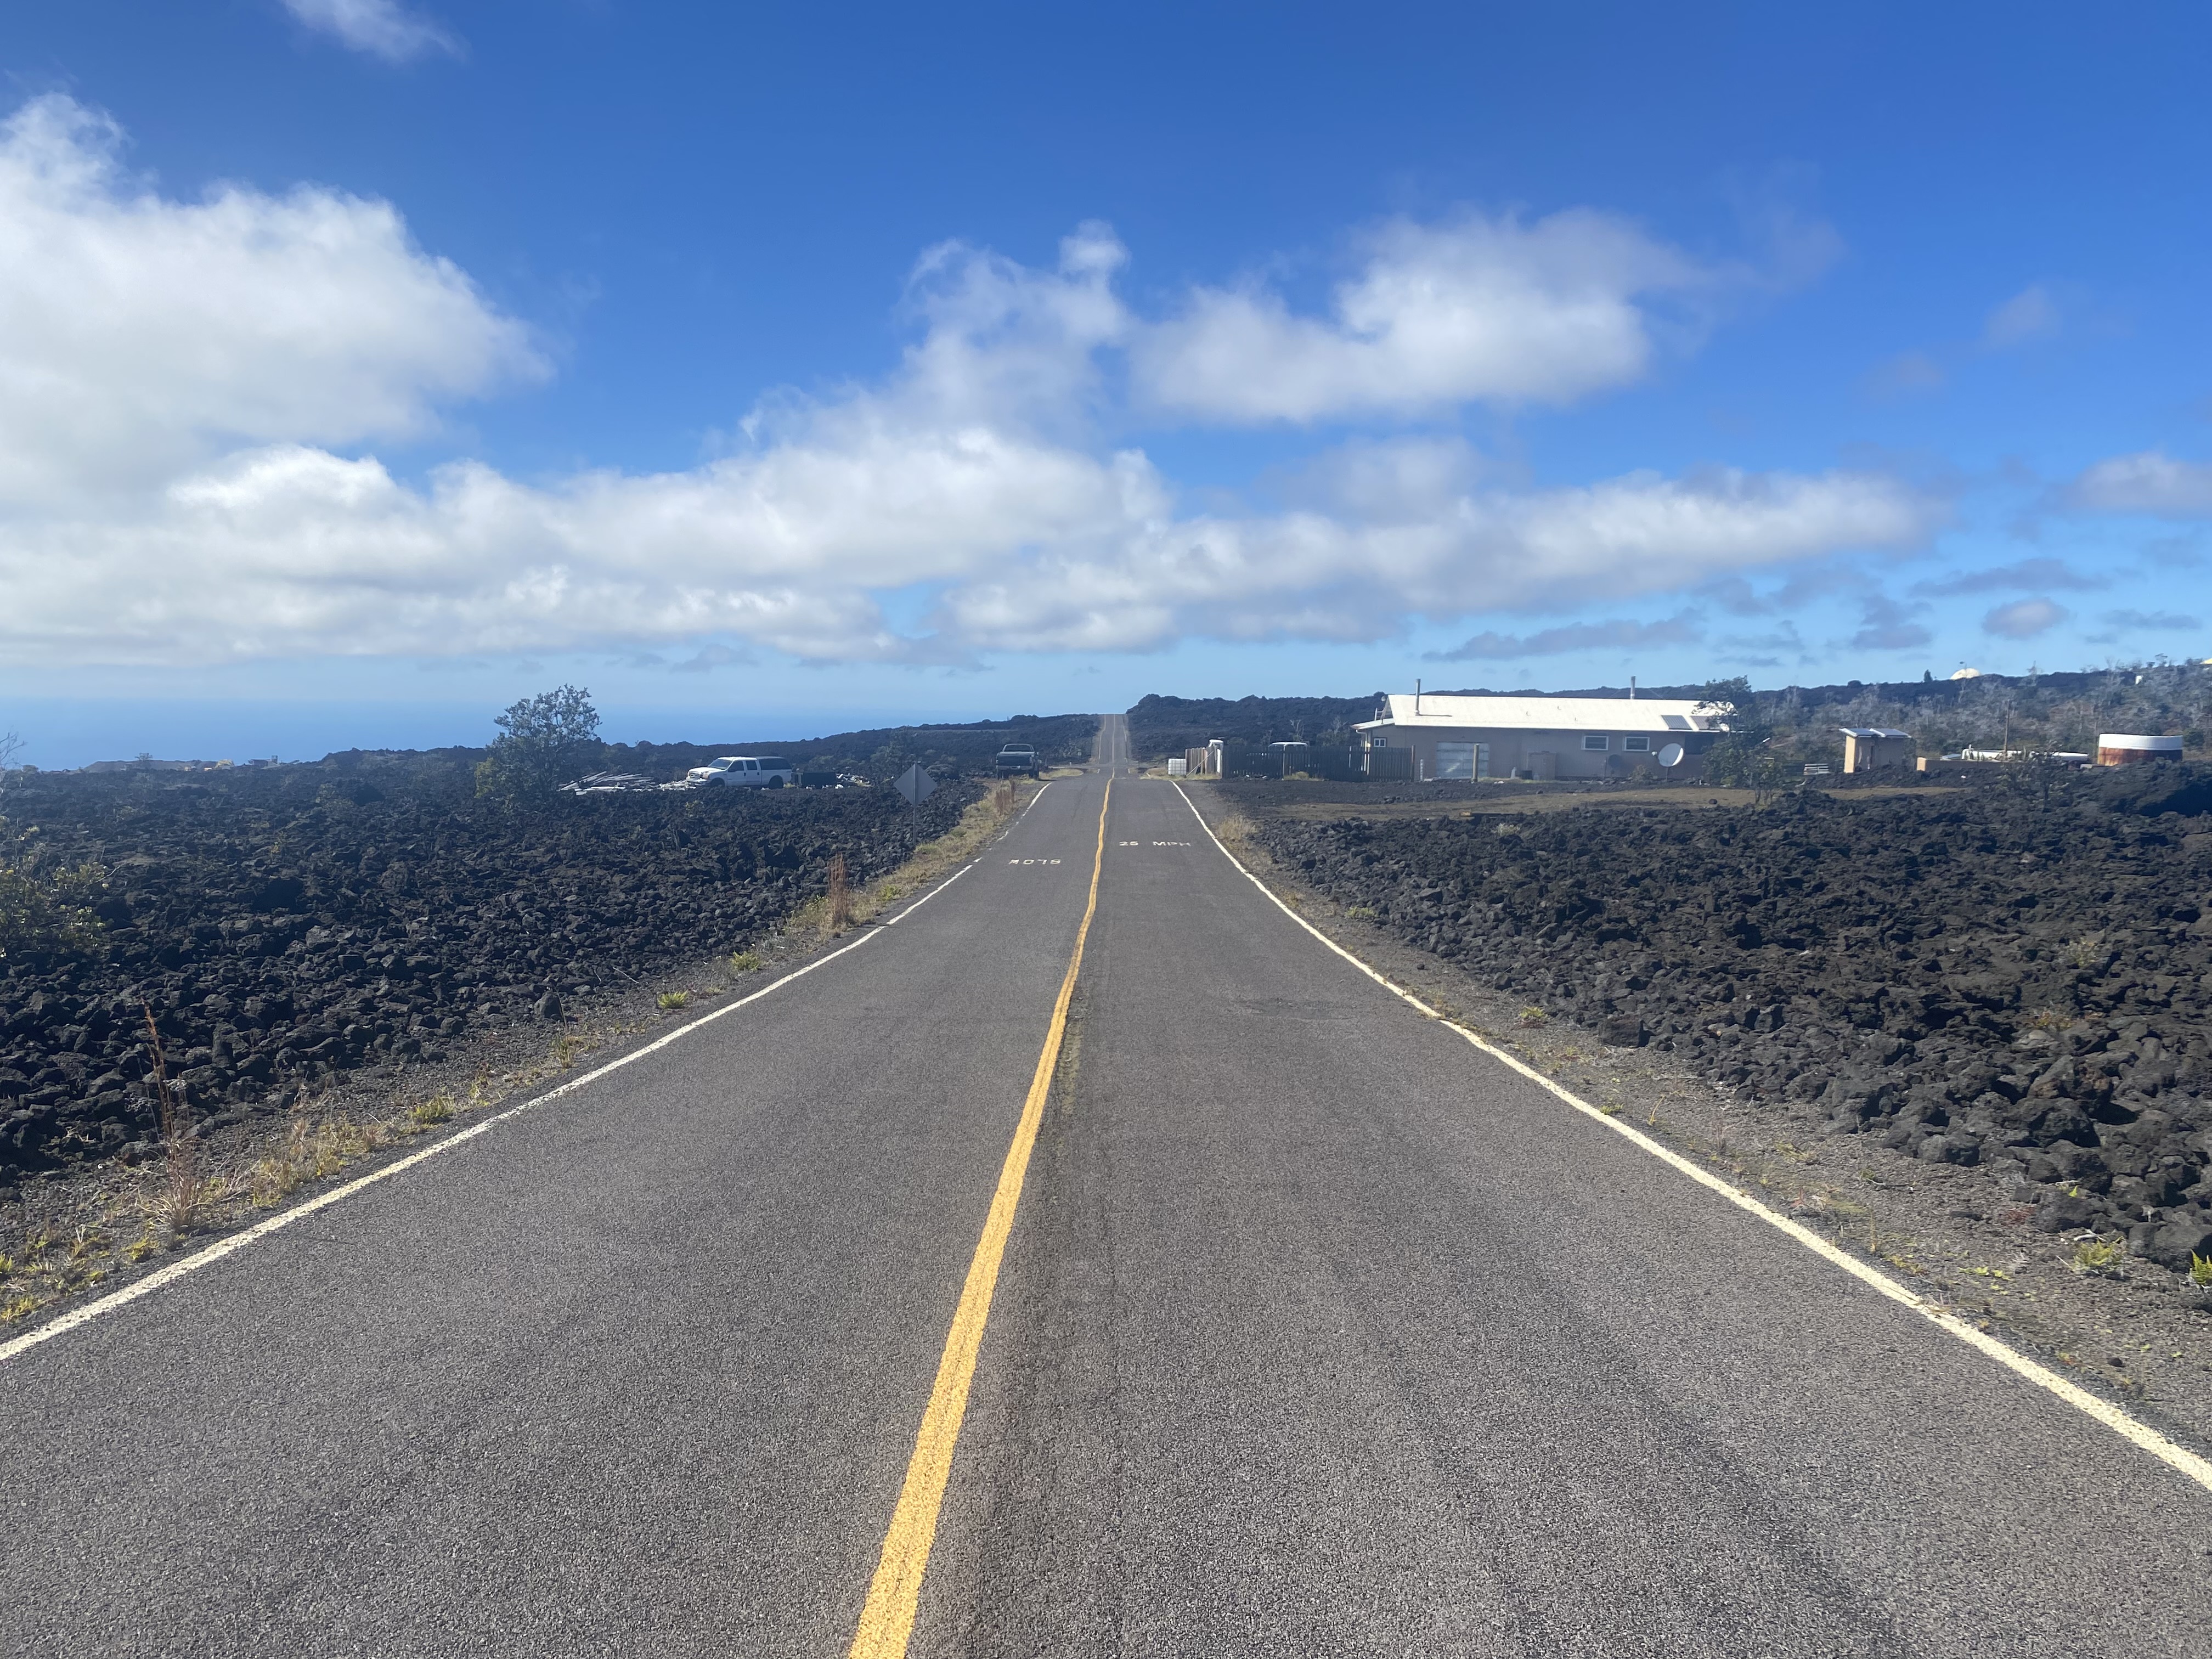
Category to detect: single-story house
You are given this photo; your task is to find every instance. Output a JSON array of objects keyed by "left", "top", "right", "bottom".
[{"left": 1355, "top": 692, "right": 1725, "bottom": 781}]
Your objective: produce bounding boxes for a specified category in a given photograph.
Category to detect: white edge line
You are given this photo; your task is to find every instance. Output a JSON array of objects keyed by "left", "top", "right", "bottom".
[
  {"left": 1170, "top": 781, "right": 2212, "bottom": 1496},
  {"left": 1020, "top": 780, "right": 1053, "bottom": 816},
  {"left": 1, "top": 857, "right": 983, "bottom": 1365}
]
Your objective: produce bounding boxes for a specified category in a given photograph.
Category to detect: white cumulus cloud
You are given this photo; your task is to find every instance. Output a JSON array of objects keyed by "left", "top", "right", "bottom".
[
  {"left": 924, "top": 462, "right": 1938, "bottom": 655},
  {"left": 0, "top": 95, "right": 539, "bottom": 507},
  {"left": 1132, "top": 210, "right": 1731, "bottom": 424},
  {"left": 0, "top": 103, "right": 1942, "bottom": 672},
  {"left": 280, "top": 0, "right": 461, "bottom": 63}
]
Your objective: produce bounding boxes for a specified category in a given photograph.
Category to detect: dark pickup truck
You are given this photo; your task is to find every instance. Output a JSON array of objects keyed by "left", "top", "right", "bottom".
[{"left": 994, "top": 744, "right": 1039, "bottom": 776}]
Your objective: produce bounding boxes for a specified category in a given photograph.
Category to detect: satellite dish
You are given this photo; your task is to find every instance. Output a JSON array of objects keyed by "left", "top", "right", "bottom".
[{"left": 1658, "top": 743, "right": 1685, "bottom": 768}]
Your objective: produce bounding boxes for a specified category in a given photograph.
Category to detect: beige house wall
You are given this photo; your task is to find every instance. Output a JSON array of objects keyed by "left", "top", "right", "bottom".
[{"left": 1370, "top": 725, "right": 1695, "bottom": 781}]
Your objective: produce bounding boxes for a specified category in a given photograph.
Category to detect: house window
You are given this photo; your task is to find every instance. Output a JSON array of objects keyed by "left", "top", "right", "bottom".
[
  {"left": 1583, "top": 735, "right": 1610, "bottom": 751},
  {"left": 1622, "top": 735, "right": 1650, "bottom": 752}
]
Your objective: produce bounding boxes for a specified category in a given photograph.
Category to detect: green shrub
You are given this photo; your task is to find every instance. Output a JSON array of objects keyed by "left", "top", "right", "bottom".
[
  {"left": 0, "top": 854, "right": 106, "bottom": 962},
  {"left": 475, "top": 685, "right": 606, "bottom": 800}
]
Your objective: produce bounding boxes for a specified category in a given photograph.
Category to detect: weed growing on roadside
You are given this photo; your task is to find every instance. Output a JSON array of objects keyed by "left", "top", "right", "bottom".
[
  {"left": 1345, "top": 905, "right": 1378, "bottom": 921},
  {"left": 728, "top": 950, "right": 763, "bottom": 973},
  {"left": 656, "top": 990, "right": 691, "bottom": 1012},
  {"left": 2191, "top": 1253, "right": 2212, "bottom": 1289},
  {"left": 410, "top": 1094, "right": 454, "bottom": 1127},
  {"left": 1519, "top": 1006, "right": 1549, "bottom": 1028},
  {"left": 1, "top": 1295, "right": 39, "bottom": 1323},
  {"left": 140, "top": 1001, "right": 200, "bottom": 1237},
  {"left": 2070, "top": 1237, "right": 2127, "bottom": 1277},
  {"left": 249, "top": 1108, "right": 389, "bottom": 1207},
  {"left": 123, "top": 1236, "right": 158, "bottom": 1263}
]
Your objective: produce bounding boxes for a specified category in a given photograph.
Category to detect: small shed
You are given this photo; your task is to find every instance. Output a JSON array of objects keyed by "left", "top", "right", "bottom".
[
  {"left": 1839, "top": 727, "right": 1913, "bottom": 772},
  {"left": 2097, "top": 733, "right": 2183, "bottom": 766}
]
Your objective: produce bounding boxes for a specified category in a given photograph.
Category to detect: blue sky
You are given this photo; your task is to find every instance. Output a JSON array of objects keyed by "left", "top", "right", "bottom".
[{"left": 2, "top": 1, "right": 2208, "bottom": 766}]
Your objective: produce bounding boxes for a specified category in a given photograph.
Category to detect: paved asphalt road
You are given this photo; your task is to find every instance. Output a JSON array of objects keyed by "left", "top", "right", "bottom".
[{"left": 5, "top": 713, "right": 2210, "bottom": 1656}]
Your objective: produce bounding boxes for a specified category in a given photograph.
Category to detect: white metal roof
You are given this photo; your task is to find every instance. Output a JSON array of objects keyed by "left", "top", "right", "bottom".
[
  {"left": 1838, "top": 727, "right": 1911, "bottom": 739},
  {"left": 1356, "top": 693, "right": 1722, "bottom": 735}
]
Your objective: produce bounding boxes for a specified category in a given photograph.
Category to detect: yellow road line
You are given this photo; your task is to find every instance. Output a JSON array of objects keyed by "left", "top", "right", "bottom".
[
  {"left": 848, "top": 780, "right": 1112, "bottom": 1657},
  {"left": 1171, "top": 781, "right": 2212, "bottom": 1498}
]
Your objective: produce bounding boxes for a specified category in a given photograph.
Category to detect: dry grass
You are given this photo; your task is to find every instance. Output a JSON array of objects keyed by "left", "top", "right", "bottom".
[
  {"left": 656, "top": 990, "right": 691, "bottom": 1012},
  {"left": 787, "top": 777, "right": 1036, "bottom": 940},
  {"left": 140, "top": 1001, "right": 202, "bottom": 1237},
  {"left": 0, "top": 1001, "right": 670, "bottom": 1330},
  {"left": 246, "top": 1096, "right": 406, "bottom": 1209}
]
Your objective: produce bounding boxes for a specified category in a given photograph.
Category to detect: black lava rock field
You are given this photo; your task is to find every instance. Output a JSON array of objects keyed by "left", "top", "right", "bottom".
[
  {"left": 1240, "top": 765, "right": 2212, "bottom": 1273},
  {"left": 0, "top": 758, "right": 975, "bottom": 1178}
]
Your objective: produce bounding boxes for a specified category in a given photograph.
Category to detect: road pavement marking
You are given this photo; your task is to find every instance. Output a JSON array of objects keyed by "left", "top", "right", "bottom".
[
  {"left": 0, "top": 861, "right": 981, "bottom": 1367},
  {"left": 849, "top": 781, "right": 1112, "bottom": 1657},
  {"left": 1171, "top": 782, "right": 2212, "bottom": 1497}
]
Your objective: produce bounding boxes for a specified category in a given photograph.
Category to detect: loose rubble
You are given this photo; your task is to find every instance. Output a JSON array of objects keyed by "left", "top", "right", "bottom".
[
  {"left": 0, "top": 759, "right": 974, "bottom": 1179},
  {"left": 1235, "top": 765, "right": 2212, "bottom": 1277}
]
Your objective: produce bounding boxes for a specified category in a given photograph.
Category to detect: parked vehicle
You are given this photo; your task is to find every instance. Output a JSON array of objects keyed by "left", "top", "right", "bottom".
[
  {"left": 685, "top": 755, "right": 797, "bottom": 788},
  {"left": 994, "top": 744, "right": 1039, "bottom": 776}
]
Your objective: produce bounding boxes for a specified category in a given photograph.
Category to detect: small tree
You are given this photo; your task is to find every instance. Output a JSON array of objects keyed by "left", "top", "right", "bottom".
[
  {"left": 1696, "top": 676, "right": 1792, "bottom": 797},
  {"left": 0, "top": 857, "right": 106, "bottom": 963},
  {"left": 476, "top": 686, "right": 606, "bottom": 799}
]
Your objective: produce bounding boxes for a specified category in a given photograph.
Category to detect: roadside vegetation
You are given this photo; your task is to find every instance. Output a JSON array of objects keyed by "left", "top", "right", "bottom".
[{"left": 792, "top": 777, "right": 1029, "bottom": 939}]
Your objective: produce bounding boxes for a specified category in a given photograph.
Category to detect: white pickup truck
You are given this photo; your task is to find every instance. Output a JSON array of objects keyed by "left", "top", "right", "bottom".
[{"left": 685, "top": 755, "right": 796, "bottom": 788}]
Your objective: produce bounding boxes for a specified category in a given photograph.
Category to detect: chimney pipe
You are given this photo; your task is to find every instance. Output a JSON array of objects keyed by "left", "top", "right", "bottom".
[
  {"left": 1415, "top": 677, "right": 1421, "bottom": 715},
  {"left": 1629, "top": 676, "right": 1637, "bottom": 700}
]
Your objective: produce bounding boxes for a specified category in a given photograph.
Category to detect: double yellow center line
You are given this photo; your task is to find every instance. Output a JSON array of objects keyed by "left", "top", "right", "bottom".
[{"left": 847, "top": 781, "right": 1111, "bottom": 1657}]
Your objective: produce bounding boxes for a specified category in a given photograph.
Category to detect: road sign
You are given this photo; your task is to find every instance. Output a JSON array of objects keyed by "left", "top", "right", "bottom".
[{"left": 894, "top": 763, "right": 937, "bottom": 806}]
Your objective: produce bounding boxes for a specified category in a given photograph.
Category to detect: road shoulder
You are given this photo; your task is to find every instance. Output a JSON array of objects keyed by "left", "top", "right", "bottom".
[{"left": 1176, "top": 779, "right": 2212, "bottom": 1458}]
